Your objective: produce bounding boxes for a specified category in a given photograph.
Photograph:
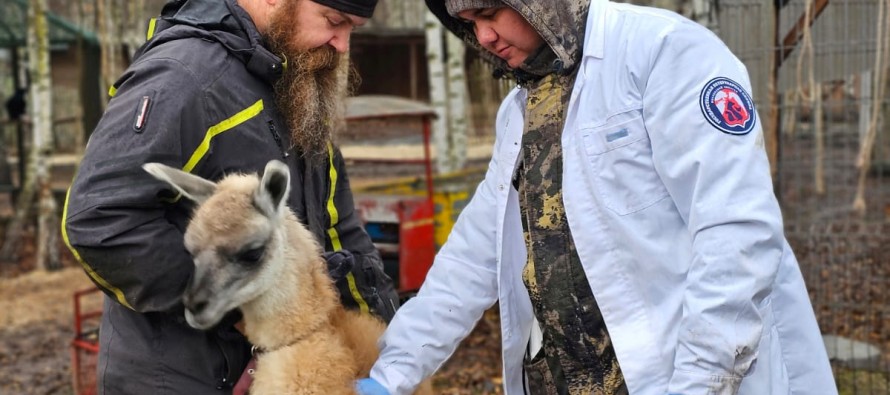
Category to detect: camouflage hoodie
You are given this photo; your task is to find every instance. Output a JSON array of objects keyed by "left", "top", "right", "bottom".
[
  {"left": 427, "top": 1, "right": 628, "bottom": 394},
  {"left": 425, "top": 0, "right": 590, "bottom": 83}
]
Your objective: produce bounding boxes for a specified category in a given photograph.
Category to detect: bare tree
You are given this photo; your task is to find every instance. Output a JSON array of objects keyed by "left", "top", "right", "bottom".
[
  {"left": 1, "top": 0, "right": 61, "bottom": 270},
  {"left": 425, "top": 9, "right": 449, "bottom": 174},
  {"left": 425, "top": 9, "right": 471, "bottom": 174},
  {"left": 97, "top": 0, "right": 123, "bottom": 102},
  {"left": 445, "top": 33, "right": 469, "bottom": 171}
]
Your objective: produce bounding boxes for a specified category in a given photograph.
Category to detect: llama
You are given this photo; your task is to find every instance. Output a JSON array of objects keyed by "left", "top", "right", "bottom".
[{"left": 143, "top": 160, "right": 430, "bottom": 395}]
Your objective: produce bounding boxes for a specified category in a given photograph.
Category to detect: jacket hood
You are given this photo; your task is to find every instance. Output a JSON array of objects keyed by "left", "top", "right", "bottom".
[
  {"left": 425, "top": 0, "right": 590, "bottom": 82},
  {"left": 133, "top": 0, "right": 284, "bottom": 85}
]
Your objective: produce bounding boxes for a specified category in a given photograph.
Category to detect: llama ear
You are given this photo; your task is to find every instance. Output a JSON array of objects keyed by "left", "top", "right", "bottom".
[
  {"left": 255, "top": 160, "right": 291, "bottom": 218},
  {"left": 143, "top": 163, "right": 217, "bottom": 204}
]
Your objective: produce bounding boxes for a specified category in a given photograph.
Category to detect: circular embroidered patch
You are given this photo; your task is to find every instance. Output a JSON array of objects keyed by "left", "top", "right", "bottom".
[{"left": 699, "top": 77, "right": 756, "bottom": 135}]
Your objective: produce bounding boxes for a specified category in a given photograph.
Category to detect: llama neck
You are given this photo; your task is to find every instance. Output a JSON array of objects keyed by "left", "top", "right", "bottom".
[{"left": 241, "top": 218, "right": 339, "bottom": 350}]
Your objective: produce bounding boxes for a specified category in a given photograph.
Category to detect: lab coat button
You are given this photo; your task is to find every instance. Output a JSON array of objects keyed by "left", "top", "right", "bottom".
[{"left": 498, "top": 184, "right": 505, "bottom": 191}]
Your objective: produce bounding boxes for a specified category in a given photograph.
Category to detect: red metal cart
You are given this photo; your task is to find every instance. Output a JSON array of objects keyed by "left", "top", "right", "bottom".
[
  {"left": 344, "top": 95, "right": 438, "bottom": 297},
  {"left": 70, "top": 287, "right": 102, "bottom": 395}
]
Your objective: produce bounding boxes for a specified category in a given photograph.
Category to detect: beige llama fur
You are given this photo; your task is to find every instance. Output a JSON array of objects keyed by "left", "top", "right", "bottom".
[{"left": 143, "top": 160, "right": 431, "bottom": 395}]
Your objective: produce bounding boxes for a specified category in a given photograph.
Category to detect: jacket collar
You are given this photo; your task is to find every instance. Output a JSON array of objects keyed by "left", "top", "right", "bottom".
[
  {"left": 133, "top": 0, "right": 284, "bottom": 85},
  {"left": 583, "top": 0, "right": 607, "bottom": 60}
]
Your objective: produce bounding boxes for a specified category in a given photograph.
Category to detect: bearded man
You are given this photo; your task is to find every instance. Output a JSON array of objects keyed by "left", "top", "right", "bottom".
[{"left": 63, "top": 0, "right": 399, "bottom": 393}]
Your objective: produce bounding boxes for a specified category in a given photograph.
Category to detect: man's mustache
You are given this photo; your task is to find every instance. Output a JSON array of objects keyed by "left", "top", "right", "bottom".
[{"left": 289, "top": 46, "right": 340, "bottom": 72}]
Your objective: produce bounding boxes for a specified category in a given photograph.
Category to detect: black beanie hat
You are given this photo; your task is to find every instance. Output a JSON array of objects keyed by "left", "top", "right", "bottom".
[{"left": 311, "top": 0, "right": 378, "bottom": 18}]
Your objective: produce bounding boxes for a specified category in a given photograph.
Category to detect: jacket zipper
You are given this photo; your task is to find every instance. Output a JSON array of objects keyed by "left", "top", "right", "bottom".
[
  {"left": 213, "top": 338, "right": 233, "bottom": 390},
  {"left": 267, "top": 120, "right": 288, "bottom": 158},
  {"left": 362, "top": 262, "right": 392, "bottom": 317}
]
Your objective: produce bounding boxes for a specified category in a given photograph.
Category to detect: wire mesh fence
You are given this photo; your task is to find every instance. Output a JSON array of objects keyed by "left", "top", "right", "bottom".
[
  {"left": 462, "top": 4, "right": 890, "bottom": 390},
  {"left": 715, "top": 0, "right": 890, "bottom": 392}
]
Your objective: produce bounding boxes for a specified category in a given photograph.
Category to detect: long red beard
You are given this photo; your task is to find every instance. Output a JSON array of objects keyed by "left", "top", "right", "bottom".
[
  {"left": 273, "top": 53, "right": 349, "bottom": 161},
  {"left": 264, "top": 3, "right": 350, "bottom": 161}
]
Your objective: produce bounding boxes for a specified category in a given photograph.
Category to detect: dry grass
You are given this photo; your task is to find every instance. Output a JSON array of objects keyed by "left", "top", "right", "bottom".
[{"left": 0, "top": 267, "right": 96, "bottom": 329}]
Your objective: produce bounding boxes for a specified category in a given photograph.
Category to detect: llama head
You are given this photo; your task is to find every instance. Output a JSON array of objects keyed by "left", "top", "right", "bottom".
[{"left": 143, "top": 160, "right": 297, "bottom": 330}]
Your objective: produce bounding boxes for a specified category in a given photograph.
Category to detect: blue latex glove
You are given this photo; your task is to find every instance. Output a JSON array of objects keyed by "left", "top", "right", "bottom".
[{"left": 356, "top": 378, "right": 390, "bottom": 395}]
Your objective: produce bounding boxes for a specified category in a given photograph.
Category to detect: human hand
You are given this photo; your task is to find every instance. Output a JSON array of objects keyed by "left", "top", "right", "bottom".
[
  {"left": 323, "top": 250, "right": 355, "bottom": 282},
  {"left": 355, "top": 378, "right": 390, "bottom": 395}
]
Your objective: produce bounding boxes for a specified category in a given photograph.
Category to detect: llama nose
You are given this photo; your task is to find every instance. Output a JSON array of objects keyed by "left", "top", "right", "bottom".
[
  {"left": 190, "top": 300, "right": 208, "bottom": 314},
  {"left": 183, "top": 292, "right": 209, "bottom": 314}
]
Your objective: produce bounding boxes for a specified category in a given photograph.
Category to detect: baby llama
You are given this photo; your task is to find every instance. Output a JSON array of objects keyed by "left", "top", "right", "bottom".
[{"left": 143, "top": 160, "right": 431, "bottom": 395}]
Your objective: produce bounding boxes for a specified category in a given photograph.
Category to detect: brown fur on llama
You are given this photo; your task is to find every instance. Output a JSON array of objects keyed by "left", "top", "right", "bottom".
[{"left": 143, "top": 160, "right": 431, "bottom": 395}]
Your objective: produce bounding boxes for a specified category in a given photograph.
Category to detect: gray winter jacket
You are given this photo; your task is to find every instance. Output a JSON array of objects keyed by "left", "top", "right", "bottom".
[{"left": 62, "top": 0, "right": 397, "bottom": 393}]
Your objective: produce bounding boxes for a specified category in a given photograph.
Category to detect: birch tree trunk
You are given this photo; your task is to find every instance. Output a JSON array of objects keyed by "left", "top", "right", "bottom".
[
  {"left": 445, "top": 33, "right": 469, "bottom": 171},
  {"left": 98, "top": 0, "right": 123, "bottom": 104},
  {"left": 853, "top": 0, "right": 890, "bottom": 214},
  {"left": 29, "top": 0, "right": 59, "bottom": 270},
  {"left": 1, "top": 0, "right": 60, "bottom": 270},
  {"left": 425, "top": 10, "right": 449, "bottom": 174}
]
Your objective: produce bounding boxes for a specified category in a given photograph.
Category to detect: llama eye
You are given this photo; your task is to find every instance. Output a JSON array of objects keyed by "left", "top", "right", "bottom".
[{"left": 237, "top": 247, "right": 265, "bottom": 266}]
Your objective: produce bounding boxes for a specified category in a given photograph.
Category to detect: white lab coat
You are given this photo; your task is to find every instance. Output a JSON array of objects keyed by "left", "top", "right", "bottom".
[{"left": 370, "top": 1, "right": 837, "bottom": 394}]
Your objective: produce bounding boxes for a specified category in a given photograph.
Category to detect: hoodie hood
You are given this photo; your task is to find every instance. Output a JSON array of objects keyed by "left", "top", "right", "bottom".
[
  {"left": 133, "top": 0, "right": 284, "bottom": 85},
  {"left": 426, "top": 0, "right": 590, "bottom": 82}
]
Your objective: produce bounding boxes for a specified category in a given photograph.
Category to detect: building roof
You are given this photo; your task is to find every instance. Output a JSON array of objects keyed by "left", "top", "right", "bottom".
[
  {"left": 0, "top": 0, "right": 98, "bottom": 48},
  {"left": 346, "top": 95, "right": 436, "bottom": 121}
]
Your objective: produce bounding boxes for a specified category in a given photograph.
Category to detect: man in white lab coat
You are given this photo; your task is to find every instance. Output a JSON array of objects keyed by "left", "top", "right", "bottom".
[{"left": 357, "top": 0, "right": 837, "bottom": 394}]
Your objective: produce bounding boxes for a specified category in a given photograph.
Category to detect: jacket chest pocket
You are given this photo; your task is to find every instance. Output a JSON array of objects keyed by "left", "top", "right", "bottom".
[{"left": 580, "top": 112, "right": 669, "bottom": 215}]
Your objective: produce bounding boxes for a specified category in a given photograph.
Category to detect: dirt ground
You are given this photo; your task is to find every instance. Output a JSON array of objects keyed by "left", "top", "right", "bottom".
[
  {"left": 0, "top": 248, "right": 503, "bottom": 395},
  {"left": 0, "top": 265, "right": 95, "bottom": 395},
  {"left": 0, "top": 141, "right": 504, "bottom": 394}
]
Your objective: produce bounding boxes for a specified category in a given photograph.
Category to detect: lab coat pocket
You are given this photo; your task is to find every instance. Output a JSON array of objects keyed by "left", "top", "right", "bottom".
[{"left": 580, "top": 114, "right": 669, "bottom": 215}]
